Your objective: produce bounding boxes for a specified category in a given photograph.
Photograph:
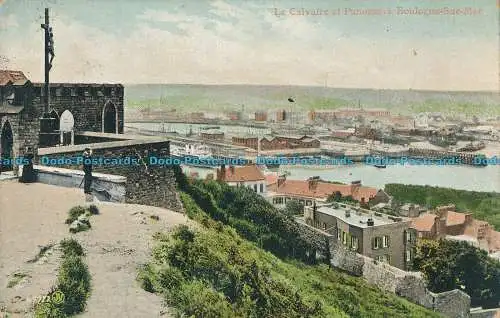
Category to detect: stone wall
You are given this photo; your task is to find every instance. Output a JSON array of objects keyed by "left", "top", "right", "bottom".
[
  {"left": 296, "top": 221, "right": 471, "bottom": 318},
  {"left": 37, "top": 139, "right": 184, "bottom": 213},
  {"left": 74, "top": 133, "right": 126, "bottom": 145},
  {"left": 32, "top": 83, "right": 124, "bottom": 134},
  {"left": 34, "top": 165, "right": 126, "bottom": 203},
  {"left": 1, "top": 107, "right": 40, "bottom": 174}
]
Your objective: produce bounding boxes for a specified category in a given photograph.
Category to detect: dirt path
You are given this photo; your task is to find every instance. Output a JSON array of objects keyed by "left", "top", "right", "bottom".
[{"left": 0, "top": 180, "right": 189, "bottom": 318}]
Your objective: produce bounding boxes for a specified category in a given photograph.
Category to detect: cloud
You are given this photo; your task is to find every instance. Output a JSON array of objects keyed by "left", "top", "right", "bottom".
[
  {"left": 0, "top": 13, "right": 18, "bottom": 29},
  {"left": 0, "top": 1, "right": 497, "bottom": 91}
]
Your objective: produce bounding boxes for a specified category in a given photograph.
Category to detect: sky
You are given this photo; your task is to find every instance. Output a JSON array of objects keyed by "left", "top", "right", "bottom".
[{"left": 0, "top": 0, "right": 498, "bottom": 90}]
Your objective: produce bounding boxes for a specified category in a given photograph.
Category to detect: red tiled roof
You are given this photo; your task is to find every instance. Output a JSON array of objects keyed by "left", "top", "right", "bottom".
[
  {"left": 267, "top": 179, "right": 379, "bottom": 202},
  {"left": 0, "top": 70, "right": 28, "bottom": 86},
  {"left": 266, "top": 174, "right": 278, "bottom": 185},
  {"left": 220, "top": 165, "right": 265, "bottom": 182},
  {"left": 411, "top": 213, "right": 437, "bottom": 232},
  {"left": 446, "top": 211, "right": 467, "bottom": 227}
]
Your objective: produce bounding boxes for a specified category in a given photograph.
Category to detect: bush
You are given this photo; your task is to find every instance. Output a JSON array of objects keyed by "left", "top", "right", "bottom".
[
  {"left": 139, "top": 225, "right": 439, "bottom": 317},
  {"left": 34, "top": 238, "right": 91, "bottom": 317},
  {"left": 88, "top": 205, "right": 99, "bottom": 215},
  {"left": 60, "top": 238, "right": 84, "bottom": 257},
  {"left": 66, "top": 206, "right": 86, "bottom": 224},
  {"left": 57, "top": 255, "right": 91, "bottom": 315}
]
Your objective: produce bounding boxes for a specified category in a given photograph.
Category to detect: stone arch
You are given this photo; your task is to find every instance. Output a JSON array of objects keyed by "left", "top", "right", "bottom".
[
  {"left": 49, "top": 109, "right": 60, "bottom": 131},
  {"left": 1, "top": 120, "right": 14, "bottom": 172},
  {"left": 102, "top": 101, "right": 117, "bottom": 133}
]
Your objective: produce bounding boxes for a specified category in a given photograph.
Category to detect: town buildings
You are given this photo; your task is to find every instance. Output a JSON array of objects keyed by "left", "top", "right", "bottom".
[
  {"left": 232, "top": 136, "right": 258, "bottom": 149},
  {"left": 304, "top": 202, "right": 416, "bottom": 270},
  {"left": 411, "top": 204, "right": 500, "bottom": 254},
  {"left": 200, "top": 129, "right": 225, "bottom": 141},
  {"left": 267, "top": 176, "right": 390, "bottom": 208},
  {"left": 215, "top": 164, "right": 267, "bottom": 195},
  {"left": 260, "top": 135, "right": 320, "bottom": 151}
]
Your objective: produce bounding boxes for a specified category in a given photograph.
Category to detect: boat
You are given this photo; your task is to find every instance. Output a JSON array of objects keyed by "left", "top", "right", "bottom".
[{"left": 372, "top": 156, "right": 386, "bottom": 168}]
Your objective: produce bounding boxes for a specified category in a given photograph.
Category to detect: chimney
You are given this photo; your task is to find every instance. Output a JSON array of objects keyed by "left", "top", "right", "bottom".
[
  {"left": 217, "top": 164, "right": 226, "bottom": 181},
  {"left": 277, "top": 174, "right": 286, "bottom": 188},
  {"left": 345, "top": 210, "right": 351, "bottom": 217},
  {"left": 367, "top": 218, "right": 374, "bottom": 226},
  {"left": 435, "top": 215, "right": 446, "bottom": 239},
  {"left": 464, "top": 213, "right": 473, "bottom": 225},
  {"left": 308, "top": 177, "right": 319, "bottom": 191}
]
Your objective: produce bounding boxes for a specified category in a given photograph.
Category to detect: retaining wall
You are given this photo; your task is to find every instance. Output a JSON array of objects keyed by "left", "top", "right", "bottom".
[{"left": 296, "top": 221, "right": 471, "bottom": 318}]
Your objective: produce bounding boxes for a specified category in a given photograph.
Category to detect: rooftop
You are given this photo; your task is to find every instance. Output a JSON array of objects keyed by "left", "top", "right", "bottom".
[
  {"left": 219, "top": 165, "right": 265, "bottom": 182},
  {"left": 411, "top": 213, "right": 438, "bottom": 232},
  {"left": 0, "top": 70, "right": 28, "bottom": 86},
  {"left": 316, "top": 204, "right": 407, "bottom": 228},
  {"left": 268, "top": 179, "right": 379, "bottom": 202}
]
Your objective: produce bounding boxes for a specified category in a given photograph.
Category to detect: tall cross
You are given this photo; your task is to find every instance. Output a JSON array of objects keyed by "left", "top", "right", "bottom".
[{"left": 40, "top": 8, "right": 55, "bottom": 113}]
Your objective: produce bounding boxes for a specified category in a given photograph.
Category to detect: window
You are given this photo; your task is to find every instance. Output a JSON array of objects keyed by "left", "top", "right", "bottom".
[
  {"left": 406, "top": 231, "right": 411, "bottom": 242},
  {"left": 406, "top": 249, "right": 411, "bottom": 262},
  {"left": 376, "top": 255, "right": 389, "bottom": 263},
  {"left": 337, "top": 229, "right": 341, "bottom": 241},
  {"left": 342, "top": 232, "right": 347, "bottom": 245},
  {"left": 260, "top": 183, "right": 263, "bottom": 193},
  {"left": 55, "top": 87, "right": 62, "bottom": 97},
  {"left": 299, "top": 200, "right": 305, "bottom": 205},
  {"left": 323, "top": 223, "right": 327, "bottom": 230},
  {"left": 383, "top": 235, "right": 390, "bottom": 248},
  {"left": 351, "top": 236, "right": 358, "bottom": 251},
  {"left": 373, "top": 237, "right": 382, "bottom": 250},
  {"left": 239, "top": 182, "right": 244, "bottom": 187},
  {"left": 70, "top": 88, "right": 77, "bottom": 96},
  {"left": 306, "top": 200, "right": 312, "bottom": 206},
  {"left": 253, "top": 184, "right": 257, "bottom": 192}
]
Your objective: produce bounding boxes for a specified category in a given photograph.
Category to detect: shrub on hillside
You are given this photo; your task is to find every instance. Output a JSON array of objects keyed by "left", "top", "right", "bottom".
[
  {"left": 60, "top": 238, "right": 85, "bottom": 257},
  {"left": 88, "top": 204, "right": 99, "bottom": 215},
  {"left": 65, "top": 206, "right": 86, "bottom": 224}
]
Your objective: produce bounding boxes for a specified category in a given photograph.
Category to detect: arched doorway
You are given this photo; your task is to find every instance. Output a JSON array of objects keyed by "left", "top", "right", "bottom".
[
  {"left": 1, "top": 121, "right": 14, "bottom": 172},
  {"left": 102, "top": 102, "right": 117, "bottom": 133},
  {"left": 49, "top": 109, "right": 60, "bottom": 132},
  {"left": 60, "top": 110, "right": 75, "bottom": 145}
]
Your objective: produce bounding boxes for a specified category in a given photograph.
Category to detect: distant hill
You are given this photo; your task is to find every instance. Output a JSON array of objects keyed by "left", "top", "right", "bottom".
[{"left": 125, "top": 84, "right": 500, "bottom": 116}]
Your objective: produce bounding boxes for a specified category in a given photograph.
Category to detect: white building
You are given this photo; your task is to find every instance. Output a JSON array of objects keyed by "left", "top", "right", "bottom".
[{"left": 216, "top": 165, "right": 267, "bottom": 195}]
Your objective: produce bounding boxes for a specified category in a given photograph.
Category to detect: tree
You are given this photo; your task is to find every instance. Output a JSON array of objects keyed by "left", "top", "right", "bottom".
[
  {"left": 327, "top": 191, "right": 342, "bottom": 203},
  {"left": 284, "top": 200, "right": 304, "bottom": 217},
  {"left": 414, "top": 239, "right": 500, "bottom": 308}
]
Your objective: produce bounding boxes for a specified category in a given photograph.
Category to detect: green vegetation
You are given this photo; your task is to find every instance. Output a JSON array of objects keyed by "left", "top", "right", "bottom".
[
  {"left": 414, "top": 239, "right": 500, "bottom": 308},
  {"left": 65, "top": 206, "right": 87, "bottom": 224},
  {"left": 27, "top": 243, "right": 55, "bottom": 264},
  {"left": 138, "top": 193, "right": 440, "bottom": 317},
  {"left": 34, "top": 239, "right": 91, "bottom": 317},
  {"left": 135, "top": 167, "right": 443, "bottom": 317},
  {"left": 385, "top": 184, "right": 500, "bottom": 230},
  {"left": 7, "top": 272, "right": 30, "bottom": 288},
  {"left": 283, "top": 199, "right": 304, "bottom": 217},
  {"left": 174, "top": 169, "right": 320, "bottom": 263}
]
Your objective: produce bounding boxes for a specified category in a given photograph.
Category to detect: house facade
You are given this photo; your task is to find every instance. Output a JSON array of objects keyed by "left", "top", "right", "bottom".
[
  {"left": 411, "top": 204, "right": 500, "bottom": 253},
  {"left": 267, "top": 176, "right": 390, "bottom": 208},
  {"left": 216, "top": 164, "right": 266, "bottom": 195},
  {"left": 304, "top": 202, "right": 416, "bottom": 270}
]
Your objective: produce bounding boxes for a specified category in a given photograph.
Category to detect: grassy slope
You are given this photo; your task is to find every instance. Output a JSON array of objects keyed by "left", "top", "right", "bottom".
[{"left": 139, "top": 192, "right": 441, "bottom": 318}]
